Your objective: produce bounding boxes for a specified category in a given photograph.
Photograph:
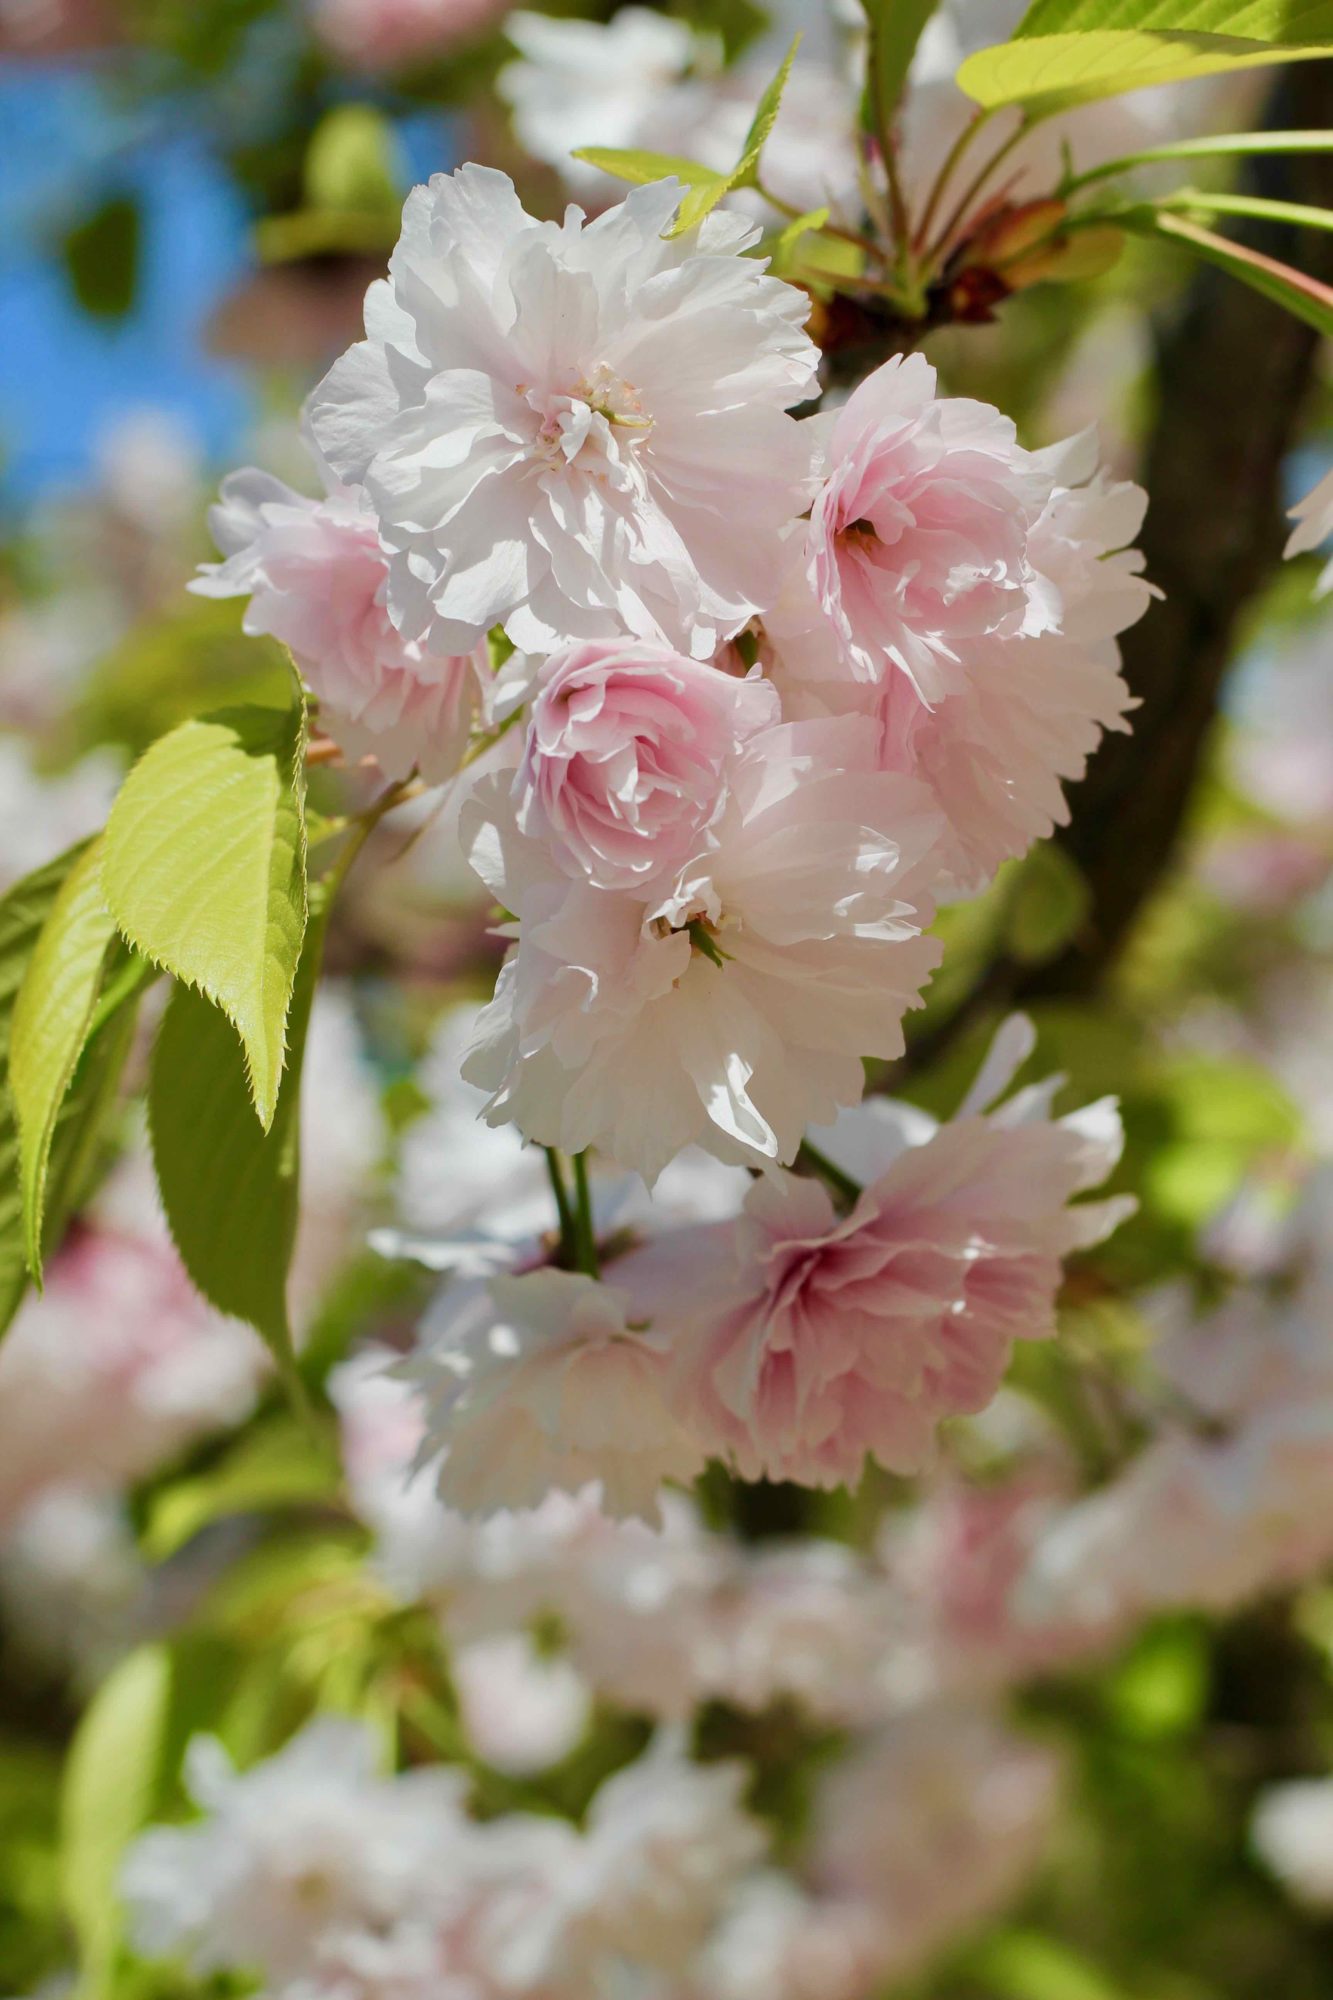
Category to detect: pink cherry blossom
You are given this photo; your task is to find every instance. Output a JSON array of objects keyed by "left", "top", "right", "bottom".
[
  {"left": 191, "top": 449, "right": 482, "bottom": 784},
  {"left": 666, "top": 1017, "right": 1130, "bottom": 1487},
  {"left": 514, "top": 639, "right": 778, "bottom": 893},
  {"left": 792, "top": 353, "right": 1057, "bottom": 702},
  {"left": 771, "top": 408, "right": 1152, "bottom": 894},
  {"left": 404, "top": 1270, "right": 703, "bottom": 1523},
  {"left": 0, "top": 1206, "right": 264, "bottom": 1527},
  {"left": 462, "top": 713, "right": 943, "bottom": 1183}
]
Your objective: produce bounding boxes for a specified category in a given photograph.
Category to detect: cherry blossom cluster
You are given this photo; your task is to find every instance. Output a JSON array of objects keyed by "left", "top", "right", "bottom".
[
  {"left": 198, "top": 161, "right": 1152, "bottom": 1517},
  {"left": 120, "top": 1706, "right": 1058, "bottom": 2000}
]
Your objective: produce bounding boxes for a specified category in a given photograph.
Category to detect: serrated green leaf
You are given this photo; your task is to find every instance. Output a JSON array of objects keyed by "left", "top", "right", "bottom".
[
  {"left": 10, "top": 840, "right": 119, "bottom": 1280},
  {"left": 959, "top": 3, "right": 1333, "bottom": 111},
  {"left": 574, "top": 37, "right": 801, "bottom": 237},
  {"left": 862, "top": 0, "right": 940, "bottom": 133},
  {"left": 0, "top": 844, "right": 90, "bottom": 1333},
  {"left": 61, "top": 1644, "right": 172, "bottom": 1998},
  {"left": 102, "top": 695, "right": 308, "bottom": 1130},
  {"left": 148, "top": 891, "right": 328, "bottom": 1372},
  {"left": 731, "top": 31, "right": 802, "bottom": 188},
  {"left": 1119, "top": 204, "right": 1333, "bottom": 333}
]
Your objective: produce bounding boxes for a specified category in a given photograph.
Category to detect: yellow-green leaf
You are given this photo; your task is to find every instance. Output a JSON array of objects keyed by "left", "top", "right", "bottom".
[
  {"left": 102, "top": 694, "right": 308, "bottom": 1129},
  {"left": 9, "top": 840, "right": 118, "bottom": 1280},
  {"left": 960, "top": 3, "right": 1333, "bottom": 112}
]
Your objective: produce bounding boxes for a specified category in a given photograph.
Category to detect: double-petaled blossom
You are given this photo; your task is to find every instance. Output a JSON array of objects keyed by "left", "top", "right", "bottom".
[
  {"left": 403, "top": 1269, "right": 703, "bottom": 1523},
  {"left": 777, "top": 353, "right": 1059, "bottom": 700},
  {"left": 513, "top": 638, "right": 779, "bottom": 893},
  {"left": 462, "top": 712, "right": 942, "bottom": 1182},
  {"left": 191, "top": 442, "right": 482, "bottom": 782},
  {"left": 769, "top": 362, "right": 1151, "bottom": 892},
  {"left": 307, "top": 166, "right": 819, "bottom": 662},
  {"left": 663, "top": 1016, "right": 1131, "bottom": 1488}
]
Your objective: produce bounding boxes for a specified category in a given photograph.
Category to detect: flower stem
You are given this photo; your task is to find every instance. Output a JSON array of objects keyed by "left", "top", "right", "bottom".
[
  {"left": 571, "top": 1150, "right": 601, "bottom": 1279},
  {"left": 796, "top": 1140, "right": 863, "bottom": 1207},
  {"left": 544, "top": 1147, "right": 577, "bottom": 1263}
]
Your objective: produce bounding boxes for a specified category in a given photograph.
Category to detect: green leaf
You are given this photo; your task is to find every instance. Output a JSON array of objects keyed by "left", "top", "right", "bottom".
[
  {"left": 1118, "top": 203, "right": 1333, "bottom": 332},
  {"left": 9, "top": 840, "right": 118, "bottom": 1280},
  {"left": 569, "top": 145, "right": 724, "bottom": 190},
  {"left": 0, "top": 845, "right": 89, "bottom": 1333},
  {"left": 61, "top": 1644, "right": 172, "bottom": 1998},
  {"left": 102, "top": 694, "right": 308, "bottom": 1130},
  {"left": 862, "top": 0, "right": 941, "bottom": 134},
  {"left": 148, "top": 890, "right": 329, "bottom": 1372},
  {"left": 959, "top": 3, "right": 1333, "bottom": 112},
  {"left": 574, "top": 36, "right": 801, "bottom": 235},
  {"left": 731, "top": 31, "right": 802, "bottom": 189}
]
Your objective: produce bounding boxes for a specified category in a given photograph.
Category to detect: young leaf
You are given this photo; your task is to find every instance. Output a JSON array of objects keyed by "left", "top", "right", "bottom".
[
  {"left": 862, "top": 0, "right": 940, "bottom": 136},
  {"left": 732, "top": 31, "right": 803, "bottom": 189},
  {"left": 9, "top": 839, "right": 119, "bottom": 1279},
  {"left": 0, "top": 843, "right": 92, "bottom": 1332},
  {"left": 959, "top": 4, "right": 1333, "bottom": 112},
  {"left": 570, "top": 146, "right": 724, "bottom": 191},
  {"left": 576, "top": 36, "right": 803, "bottom": 237},
  {"left": 101, "top": 693, "right": 308, "bottom": 1130},
  {"left": 61, "top": 1643, "right": 173, "bottom": 1998},
  {"left": 147, "top": 890, "right": 329, "bottom": 1378},
  {"left": 1118, "top": 204, "right": 1333, "bottom": 332}
]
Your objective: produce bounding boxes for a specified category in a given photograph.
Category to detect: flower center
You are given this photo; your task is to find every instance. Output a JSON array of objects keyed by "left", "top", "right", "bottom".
[{"left": 523, "top": 366, "right": 653, "bottom": 492}]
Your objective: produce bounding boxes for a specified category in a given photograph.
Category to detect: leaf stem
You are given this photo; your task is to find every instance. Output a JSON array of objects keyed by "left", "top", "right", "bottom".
[{"left": 913, "top": 106, "right": 995, "bottom": 251}]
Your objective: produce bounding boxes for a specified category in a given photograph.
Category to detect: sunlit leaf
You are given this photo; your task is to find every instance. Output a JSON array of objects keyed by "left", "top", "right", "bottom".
[
  {"left": 959, "top": 3, "right": 1333, "bottom": 112},
  {"left": 102, "top": 691, "right": 308, "bottom": 1129}
]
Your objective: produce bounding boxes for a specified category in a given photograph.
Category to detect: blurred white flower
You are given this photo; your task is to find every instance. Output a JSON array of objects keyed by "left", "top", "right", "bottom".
[{"left": 1253, "top": 1777, "right": 1333, "bottom": 1910}]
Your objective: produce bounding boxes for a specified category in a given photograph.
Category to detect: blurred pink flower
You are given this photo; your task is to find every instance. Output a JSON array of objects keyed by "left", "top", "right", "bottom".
[{"left": 309, "top": 0, "right": 505, "bottom": 72}]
